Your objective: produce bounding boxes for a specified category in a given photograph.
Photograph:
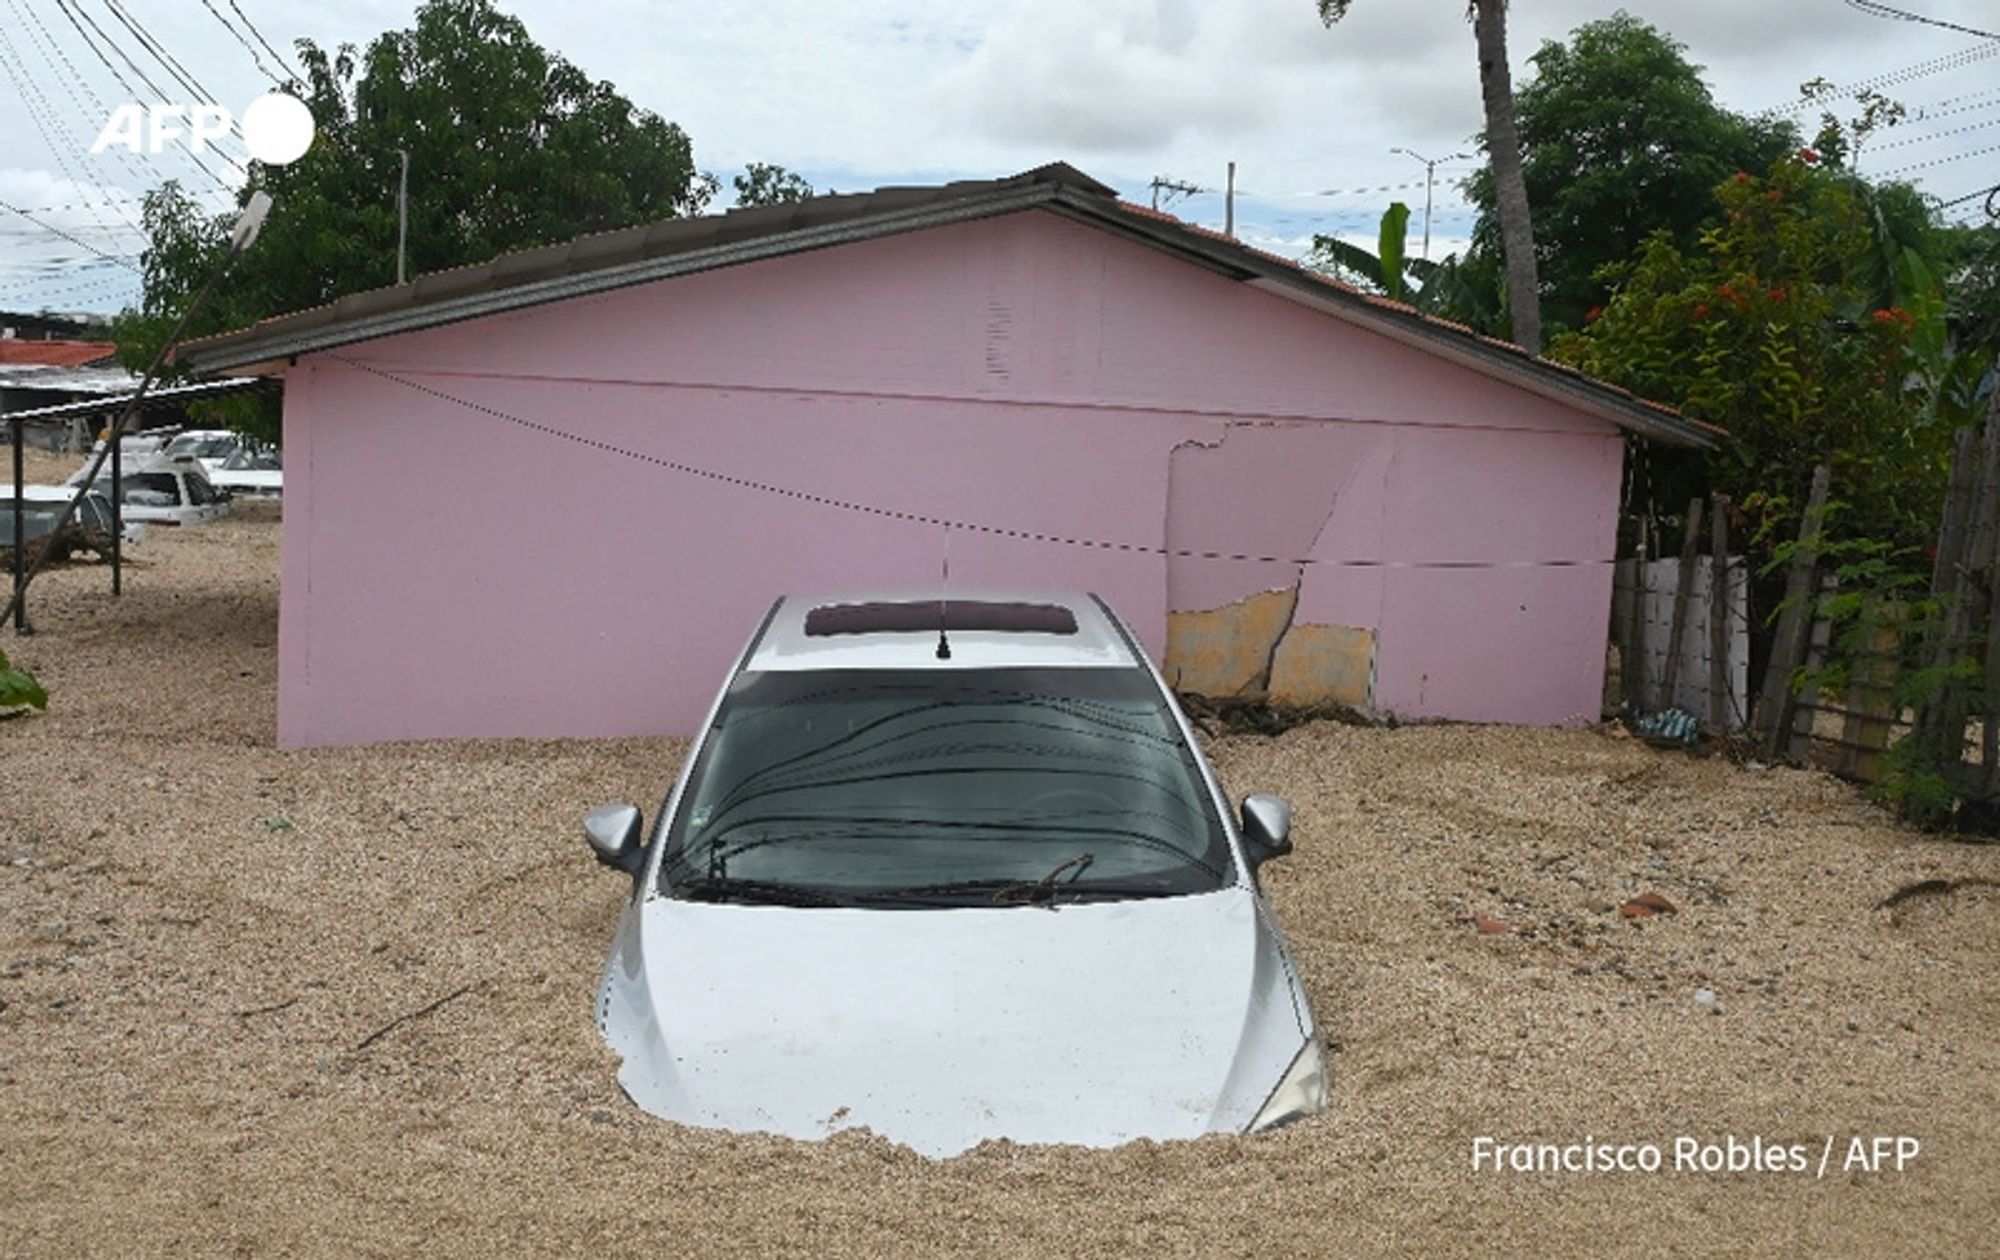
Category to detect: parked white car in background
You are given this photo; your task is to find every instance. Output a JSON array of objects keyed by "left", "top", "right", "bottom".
[
  {"left": 161, "top": 428, "right": 241, "bottom": 473},
  {"left": 70, "top": 454, "right": 231, "bottom": 527},
  {"left": 208, "top": 442, "right": 282, "bottom": 499},
  {"left": 584, "top": 590, "right": 1325, "bottom": 1157}
]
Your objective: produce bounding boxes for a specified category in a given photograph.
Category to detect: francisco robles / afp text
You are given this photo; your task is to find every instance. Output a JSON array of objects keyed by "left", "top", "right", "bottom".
[{"left": 1471, "top": 1135, "right": 1922, "bottom": 1177}]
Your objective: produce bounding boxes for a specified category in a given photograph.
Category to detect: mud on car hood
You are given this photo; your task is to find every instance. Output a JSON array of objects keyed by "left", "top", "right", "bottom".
[{"left": 597, "top": 885, "right": 1310, "bottom": 1157}]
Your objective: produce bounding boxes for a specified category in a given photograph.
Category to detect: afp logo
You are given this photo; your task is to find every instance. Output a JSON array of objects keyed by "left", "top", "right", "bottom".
[{"left": 91, "top": 93, "right": 316, "bottom": 166}]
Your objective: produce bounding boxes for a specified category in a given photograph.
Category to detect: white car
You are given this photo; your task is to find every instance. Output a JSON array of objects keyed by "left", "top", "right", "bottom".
[
  {"left": 70, "top": 454, "right": 231, "bottom": 527},
  {"left": 584, "top": 591, "right": 1325, "bottom": 1157},
  {"left": 208, "top": 442, "right": 281, "bottom": 499},
  {"left": 161, "top": 428, "right": 241, "bottom": 473}
]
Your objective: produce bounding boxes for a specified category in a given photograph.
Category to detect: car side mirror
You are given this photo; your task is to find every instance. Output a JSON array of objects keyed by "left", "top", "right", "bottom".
[
  {"left": 1240, "top": 794, "right": 1293, "bottom": 867},
  {"left": 584, "top": 802, "right": 645, "bottom": 874}
]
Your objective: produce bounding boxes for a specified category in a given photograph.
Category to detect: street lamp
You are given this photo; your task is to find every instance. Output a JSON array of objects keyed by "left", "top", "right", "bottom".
[{"left": 1391, "top": 147, "right": 1470, "bottom": 261}]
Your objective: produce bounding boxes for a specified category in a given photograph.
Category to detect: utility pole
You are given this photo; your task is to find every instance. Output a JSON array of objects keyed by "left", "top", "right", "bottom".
[
  {"left": 1224, "top": 161, "right": 1236, "bottom": 238},
  {"left": 1390, "top": 147, "right": 1469, "bottom": 261},
  {"left": 396, "top": 149, "right": 410, "bottom": 285}
]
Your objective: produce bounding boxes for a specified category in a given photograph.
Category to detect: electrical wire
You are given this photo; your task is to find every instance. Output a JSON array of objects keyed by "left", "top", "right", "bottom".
[
  {"left": 328, "top": 353, "right": 1638, "bottom": 572},
  {"left": 5, "top": 0, "right": 155, "bottom": 198},
  {"left": 50, "top": 0, "right": 237, "bottom": 188},
  {"left": 1881, "top": 139, "right": 2000, "bottom": 177},
  {"left": 1844, "top": 0, "right": 2000, "bottom": 42},
  {"left": 225, "top": 0, "right": 303, "bottom": 84},
  {"left": 0, "top": 200, "right": 141, "bottom": 273},
  {"left": 1770, "top": 40, "right": 2000, "bottom": 115},
  {"left": 99, "top": 0, "right": 223, "bottom": 108},
  {"left": 0, "top": 24, "right": 130, "bottom": 242},
  {"left": 196, "top": 0, "right": 288, "bottom": 87}
]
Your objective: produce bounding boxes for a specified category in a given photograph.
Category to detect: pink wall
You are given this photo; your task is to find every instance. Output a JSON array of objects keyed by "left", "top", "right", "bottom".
[{"left": 280, "top": 209, "right": 1624, "bottom": 746}]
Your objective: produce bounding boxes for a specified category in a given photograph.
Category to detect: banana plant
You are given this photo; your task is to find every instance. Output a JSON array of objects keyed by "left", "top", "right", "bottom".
[{"left": 1308, "top": 202, "right": 1500, "bottom": 330}]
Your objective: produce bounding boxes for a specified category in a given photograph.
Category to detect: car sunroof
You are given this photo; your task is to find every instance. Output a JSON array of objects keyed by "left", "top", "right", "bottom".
[{"left": 803, "top": 600, "right": 1079, "bottom": 637}]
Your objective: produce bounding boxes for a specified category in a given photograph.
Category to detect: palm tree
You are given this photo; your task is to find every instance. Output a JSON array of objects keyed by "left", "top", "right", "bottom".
[{"left": 1317, "top": 2, "right": 1543, "bottom": 353}]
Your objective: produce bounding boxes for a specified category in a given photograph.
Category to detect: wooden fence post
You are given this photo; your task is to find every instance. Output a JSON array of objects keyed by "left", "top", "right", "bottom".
[
  {"left": 1787, "top": 573, "right": 1837, "bottom": 765},
  {"left": 1659, "top": 498, "right": 1703, "bottom": 711},
  {"left": 1623, "top": 519, "right": 1648, "bottom": 709},
  {"left": 1758, "top": 465, "right": 1831, "bottom": 759},
  {"left": 1931, "top": 408, "right": 2000, "bottom": 773},
  {"left": 1708, "top": 495, "right": 1732, "bottom": 731}
]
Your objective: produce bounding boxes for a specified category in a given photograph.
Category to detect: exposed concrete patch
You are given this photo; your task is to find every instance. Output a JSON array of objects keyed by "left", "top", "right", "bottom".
[
  {"left": 1167, "top": 588, "right": 1375, "bottom": 710},
  {"left": 1165, "top": 587, "right": 1298, "bottom": 697},
  {"left": 1269, "top": 623, "right": 1375, "bottom": 708}
]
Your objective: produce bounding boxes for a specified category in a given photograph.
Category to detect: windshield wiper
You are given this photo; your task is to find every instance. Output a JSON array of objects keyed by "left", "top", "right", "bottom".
[{"left": 672, "top": 875, "right": 855, "bottom": 908}]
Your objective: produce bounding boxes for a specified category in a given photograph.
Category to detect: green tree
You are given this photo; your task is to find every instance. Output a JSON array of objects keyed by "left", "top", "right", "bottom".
[
  {"left": 732, "top": 162, "right": 814, "bottom": 207},
  {"left": 1318, "top": 1, "right": 1543, "bottom": 352},
  {"left": 1552, "top": 155, "right": 1944, "bottom": 545},
  {"left": 116, "top": 0, "right": 712, "bottom": 440},
  {"left": 1465, "top": 13, "right": 1797, "bottom": 336}
]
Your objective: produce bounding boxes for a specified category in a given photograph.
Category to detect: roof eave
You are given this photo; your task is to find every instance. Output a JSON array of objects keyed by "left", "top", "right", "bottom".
[
  {"left": 177, "top": 183, "right": 1067, "bottom": 377},
  {"left": 1039, "top": 189, "right": 1720, "bottom": 450}
]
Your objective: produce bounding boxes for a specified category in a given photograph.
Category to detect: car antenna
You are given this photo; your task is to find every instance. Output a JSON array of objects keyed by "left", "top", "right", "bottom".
[{"left": 936, "top": 527, "right": 952, "bottom": 660}]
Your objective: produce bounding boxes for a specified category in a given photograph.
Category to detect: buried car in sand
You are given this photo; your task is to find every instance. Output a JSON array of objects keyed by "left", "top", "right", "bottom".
[{"left": 583, "top": 591, "right": 1325, "bottom": 1157}]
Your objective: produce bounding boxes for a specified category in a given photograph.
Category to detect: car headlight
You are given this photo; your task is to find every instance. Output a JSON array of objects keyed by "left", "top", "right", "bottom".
[{"left": 1248, "top": 1037, "right": 1328, "bottom": 1133}]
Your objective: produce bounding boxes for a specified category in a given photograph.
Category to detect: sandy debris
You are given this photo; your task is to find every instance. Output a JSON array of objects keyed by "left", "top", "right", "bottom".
[{"left": 1, "top": 478, "right": 1995, "bottom": 1257}]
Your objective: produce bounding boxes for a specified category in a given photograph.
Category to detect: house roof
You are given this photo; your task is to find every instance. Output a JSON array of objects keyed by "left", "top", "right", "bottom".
[
  {"left": 0, "top": 338, "right": 118, "bottom": 368},
  {"left": 178, "top": 162, "right": 1721, "bottom": 449}
]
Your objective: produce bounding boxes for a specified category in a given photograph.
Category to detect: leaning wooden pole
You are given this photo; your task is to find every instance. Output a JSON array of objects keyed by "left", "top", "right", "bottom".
[
  {"left": 1659, "top": 498, "right": 1703, "bottom": 711},
  {"left": 1708, "top": 495, "right": 1733, "bottom": 731},
  {"left": 1758, "top": 466, "right": 1831, "bottom": 759}
]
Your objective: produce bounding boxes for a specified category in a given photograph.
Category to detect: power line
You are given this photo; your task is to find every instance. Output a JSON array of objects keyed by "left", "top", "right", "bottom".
[
  {"left": 0, "top": 199, "right": 141, "bottom": 273},
  {"left": 99, "top": 0, "right": 223, "bottom": 108},
  {"left": 225, "top": 0, "right": 303, "bottom": 84},
  {"left": 196, "top": 0, "right": 288, "bottom": 87},
  {"left": 330, "top": 354, "right": 1632, "bottom": 572},
  {"left": 1844, "top": 1, "right": 2000, "bottom": 42},
  {"left": 1869, "top": 114, "right": 2000, "bottom": 154},
  {"left": 5, "top": 0, "right": 154, "bottom": 197},
  {"left": 1881, "top": 139, "right": 2000, "bottom": 177},
  {"left": 49, "top": 0, "right": 238, "bottom": 188},
  {"left": 0, "top": 24, "right": 130, "bottom": 243},
  {"left": 1771, "top": 40, "right": 2000, "bottom": 115}
]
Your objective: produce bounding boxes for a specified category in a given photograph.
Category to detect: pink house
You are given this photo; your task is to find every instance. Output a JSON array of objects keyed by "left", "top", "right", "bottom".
[{"left": 183, "top": 164, "right": 1716, "bottom": 749}]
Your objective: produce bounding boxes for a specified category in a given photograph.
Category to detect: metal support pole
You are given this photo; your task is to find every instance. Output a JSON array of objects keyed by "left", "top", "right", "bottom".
[
  {"left": 1224, "top": 161, "right": 1236, "bottom": 239},
  {"left": 110, "top": 426, "right": 122, "bottom": 596},
  {"left": 10, "top": 419, "right": 24, "bottom": 633}
]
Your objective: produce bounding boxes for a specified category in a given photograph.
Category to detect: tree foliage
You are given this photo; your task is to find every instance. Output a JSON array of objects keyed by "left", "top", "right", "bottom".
[
  {"left": 1317, "top": 0, "right": 1542, "bottom": 351},
  {"left": 732, "top": 162, "right": 814, "bottom": 207},
  {"left": 115, "top": 0, "right": 713, "bottom": 441},
  {"left": 1551, "top": 156, "right": 1949, "bottom": 545},
  {"left": 1465, "top": 13, "right": 1798, "bottom": 336}
]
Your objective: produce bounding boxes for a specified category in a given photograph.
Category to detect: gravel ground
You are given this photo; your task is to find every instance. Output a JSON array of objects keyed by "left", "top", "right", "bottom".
[{"left": 3, "top": 457, "right": 1996, "bottom": 1258}]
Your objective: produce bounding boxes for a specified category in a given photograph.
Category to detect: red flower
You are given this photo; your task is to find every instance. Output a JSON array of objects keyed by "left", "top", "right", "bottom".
[
  {"left": 1799, "top": 147, "right": 1820, "bottom": 164},
  {"left": 1765, "top": 188, "right": 1782, "bottom": 203},
  {"left": 1693, "top": 303, "right": 1710, "bottom": 319},
  {"left": 1732, "top": 171, "right": 1752, "bottom": 184},
  {"left": 1767, "top": 286, "right": 1787, "bottom": 302},
  {"left": 1586, "top": 305, "right": 1603, "bottom": 323}
]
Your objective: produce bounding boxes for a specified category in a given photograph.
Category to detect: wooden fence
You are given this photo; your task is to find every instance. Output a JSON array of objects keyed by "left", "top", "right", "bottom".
[{"left": 1751, "top": 406, "right": 2000, "bottom": 805}]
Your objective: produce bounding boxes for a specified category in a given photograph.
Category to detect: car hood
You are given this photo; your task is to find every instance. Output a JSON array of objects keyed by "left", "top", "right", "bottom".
[{"left": 599, "top": 885, "right": 1308, "bottom": 1157}]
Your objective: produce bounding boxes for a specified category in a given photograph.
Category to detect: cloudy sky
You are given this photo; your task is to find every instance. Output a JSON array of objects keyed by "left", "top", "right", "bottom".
[{"left": 4, "top": 0, "right": 1998, "bottom": 317}]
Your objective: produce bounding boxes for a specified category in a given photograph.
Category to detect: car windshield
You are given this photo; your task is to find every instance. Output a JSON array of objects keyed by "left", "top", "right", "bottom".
[
  {"left": 659, "top": 667, "right": 1232, "bottom": 906},
  {"left": 165, "top": 433, "right": 236, "bottom": 460},
  {"left": 221, "top": 445, "right": 280, "bottom": 471}
]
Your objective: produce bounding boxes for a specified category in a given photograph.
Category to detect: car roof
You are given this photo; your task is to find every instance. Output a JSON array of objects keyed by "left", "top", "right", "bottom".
[{"left": 746, "top": 590, "right": 1138, "bottom": 672}]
